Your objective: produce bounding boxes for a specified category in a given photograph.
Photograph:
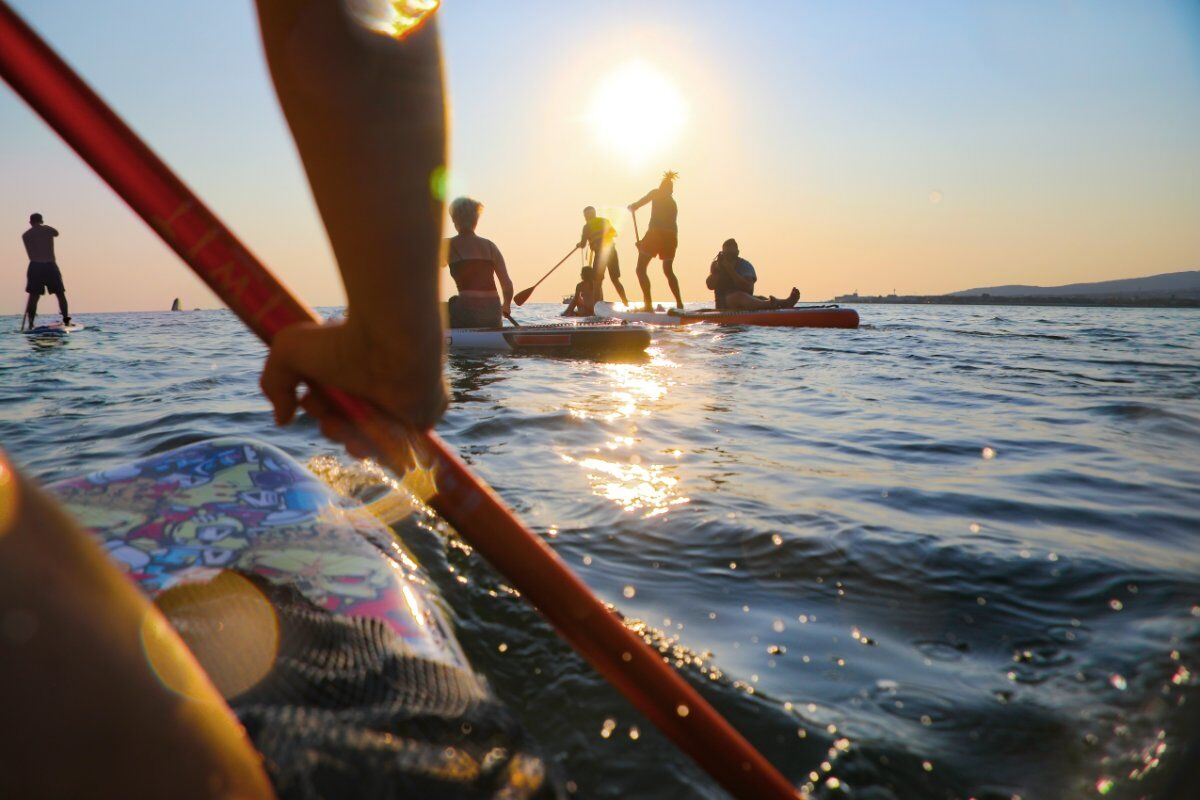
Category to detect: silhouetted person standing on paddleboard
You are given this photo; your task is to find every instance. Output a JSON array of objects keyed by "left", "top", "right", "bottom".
[
  {"left": 21, "top": 213, "right": 70, "bottom": 330},
  {"left": 443, "top": 197, "right": 513, "bottom": 328},
  {"left": 629, "top": 171, "right": 682, "bottom": 311},
  {"left": 578, "top": 206, "right": 627, "bottom": 305},
  {"left": 706, "top": 239, "right": 800, "bottom": 310}
]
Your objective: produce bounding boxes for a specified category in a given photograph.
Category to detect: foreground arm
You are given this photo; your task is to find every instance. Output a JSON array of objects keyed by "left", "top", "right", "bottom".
[
  {"left": 255, "top": 0, "right": 447, "bottom": 440},
  {"left": 0, "top": 459, "right": 273, "bottom": 798}
]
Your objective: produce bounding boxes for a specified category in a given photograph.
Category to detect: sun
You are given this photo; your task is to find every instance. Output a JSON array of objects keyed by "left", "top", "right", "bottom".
[{"left": 586, "top": 61, "right": 687, "bottom": 167}]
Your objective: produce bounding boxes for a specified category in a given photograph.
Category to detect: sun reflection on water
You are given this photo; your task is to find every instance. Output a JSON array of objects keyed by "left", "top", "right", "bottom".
[
  {"left": 559, "top": 351, "right": 689, "bottom": 516},
  {"left": 567, "top": 351, "right": 674, "bottom": 422},
  {"left": 564, "top": 453, "right": 689, "bottom": 518}
]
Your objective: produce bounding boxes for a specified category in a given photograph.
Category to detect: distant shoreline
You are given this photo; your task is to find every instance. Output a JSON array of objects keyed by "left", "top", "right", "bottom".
[{"left": 832, "top": 295, "right": 1200, "bottom": 309}]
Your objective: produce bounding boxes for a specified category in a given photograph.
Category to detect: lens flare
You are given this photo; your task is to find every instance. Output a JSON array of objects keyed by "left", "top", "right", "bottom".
[
  {"left": 347, "top": 0, "right": 439, "bottom": 38},
  {"left": 0, "top": 452, "right": 17, "bottom": 538}
]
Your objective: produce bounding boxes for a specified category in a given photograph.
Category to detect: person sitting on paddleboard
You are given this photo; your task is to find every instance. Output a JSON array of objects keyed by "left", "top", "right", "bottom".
[
  {"left": 706, "top": 238, "right": 800, "bottom": 310},
  {"left": 563, "top": 265, "right": 598, "bottom": 317},
  {"left": 443, "top": 196, "right": 514, "bottom": 329},
  {"left": 578, "top": 206, "right": 628, "bottom": 306},
  {"left": 628, "top": 171, "right": 683, "bottom": 312},
  {"left": 21, "top": 212, "right": 70, "bottom": 330}
]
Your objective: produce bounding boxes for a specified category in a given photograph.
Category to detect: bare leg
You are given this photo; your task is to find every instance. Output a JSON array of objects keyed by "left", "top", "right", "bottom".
[
  {"left": 662, "top": 259, "right": 683, "bottom": 308},
  {"left": 591, "top": 251, "right": 607, "bottom": 303},
  {"left": 724, "top": 291, "right": 776, "bottom": 311},
  {"left": 725, "top": 288, "right": 800, "bottom": 311},
  {"left": 55, "top": 292, "right": 70, "bottom": 324},
  {"left": 635, "top": 251, "right": 654, "bottom": 311},
  {"left": 24, "top": 293, "right": 39, "bottom": 329},
  {"left": 610, "top": 275, "right": 629, "bottom": 306}
]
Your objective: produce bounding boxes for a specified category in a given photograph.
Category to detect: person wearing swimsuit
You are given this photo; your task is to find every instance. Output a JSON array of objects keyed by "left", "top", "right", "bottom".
[
  {"left": 444, "top": 197, "right": 513, "bottom": 328},
  {"left": 628, "top": 171, "right": 683, "bottom": 312}
]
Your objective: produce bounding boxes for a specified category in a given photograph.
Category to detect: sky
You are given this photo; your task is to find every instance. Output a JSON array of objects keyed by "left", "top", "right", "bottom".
[{"left": 2, "top": 0, "right": 1198, "bottom": 312}]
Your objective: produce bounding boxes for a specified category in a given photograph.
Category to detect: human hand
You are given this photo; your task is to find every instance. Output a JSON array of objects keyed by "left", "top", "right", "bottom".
[
  {"left": 261, "top": 318, "right": 447, "bottom": 459},
  {"left": 502, "top": 301, "right": 512, "bottom": 317}
]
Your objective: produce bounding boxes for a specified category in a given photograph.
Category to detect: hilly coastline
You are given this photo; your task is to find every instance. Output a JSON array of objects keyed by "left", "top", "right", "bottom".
[{"left": 837, "top": 270, "right": 1200, "bottom": 307}]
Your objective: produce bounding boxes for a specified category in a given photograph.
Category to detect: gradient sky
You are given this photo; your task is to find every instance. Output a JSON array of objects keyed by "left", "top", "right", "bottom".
[{"left": 2, "top": 0, "right": 1198, "bottom": 312}]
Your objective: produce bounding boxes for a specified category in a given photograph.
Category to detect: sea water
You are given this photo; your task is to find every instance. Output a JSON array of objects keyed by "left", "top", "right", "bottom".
[{"left": 2, "top": 303, "right": 1198, "bottom": 799}]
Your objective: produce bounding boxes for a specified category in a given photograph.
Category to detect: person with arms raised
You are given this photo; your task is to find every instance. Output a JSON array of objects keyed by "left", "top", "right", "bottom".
[{"left": 628, "top": 170, "right": 682, "bottom": 311}]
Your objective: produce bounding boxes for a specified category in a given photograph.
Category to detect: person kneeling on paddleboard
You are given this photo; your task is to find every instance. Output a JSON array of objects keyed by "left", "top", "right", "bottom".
[
  {"left": 443, "top": 197, "right": 514, "bottom": 329},
  {"left": 629, "top": 171, "right": 683, "bottom": 312},
  {"left": 563, "top": 265, "right": 597, "bottom": 317},
  {"left": 706, "top": 238, "right": 800, "bottom": 311}
]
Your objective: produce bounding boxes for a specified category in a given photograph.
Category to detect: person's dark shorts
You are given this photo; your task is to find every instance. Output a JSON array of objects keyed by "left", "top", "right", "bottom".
[
  {"left": 592, "top": 246, "right": 620, "bottom": 279},
  {"left": 637, "top": 228, "right": 678, "bottom": 261},
  {"left": 26, "top": 261, "right": 65, "bottom": 295}
]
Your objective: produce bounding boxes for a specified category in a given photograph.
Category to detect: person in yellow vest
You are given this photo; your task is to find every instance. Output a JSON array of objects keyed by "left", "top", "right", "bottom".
[{"left": 577, "top": 206, "right": 628, "bottom": 305}]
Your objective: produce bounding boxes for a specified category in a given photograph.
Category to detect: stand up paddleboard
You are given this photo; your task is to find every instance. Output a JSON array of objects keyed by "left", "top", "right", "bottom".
[
  {"left": 447, "top": 320, "right": 650, "bottom": 355},
  {"left": 594, "top": 301, "right": 859, "bottom": 329},
  {"left": 22, "top": 321, "right": 85, "bottom": 335}
]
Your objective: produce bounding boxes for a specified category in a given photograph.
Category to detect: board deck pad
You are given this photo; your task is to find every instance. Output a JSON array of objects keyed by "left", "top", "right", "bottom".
[{"left": 49, "top": 438, "right": 464, "bottom": 667}]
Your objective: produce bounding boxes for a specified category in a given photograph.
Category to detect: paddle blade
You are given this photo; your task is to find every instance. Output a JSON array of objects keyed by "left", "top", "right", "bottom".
[{"left": 513, "top": 286, "right": 534, "bottom": 306}]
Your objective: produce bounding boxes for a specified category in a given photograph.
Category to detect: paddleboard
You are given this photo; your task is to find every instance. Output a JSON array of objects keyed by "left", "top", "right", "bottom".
[
  {"left": 22, "top": 321, "right": 85, "bottom": 335},
  {"left": 447, "top": 320, "right": 650, "bottom": 355},
  {"left": 594, "top": 301, "right": 860, "bottom": 329}
]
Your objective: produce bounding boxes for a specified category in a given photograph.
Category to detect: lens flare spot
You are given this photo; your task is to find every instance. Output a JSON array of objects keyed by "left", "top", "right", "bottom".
[
  {"left": 347, "top": 0, "right": 439, "bottom": 39},
  {"left": 151, "top": 570, "right": 280, "bottom": 699},
  {"left": 0, "top": 452, "right": 18, "bottom": 538}
]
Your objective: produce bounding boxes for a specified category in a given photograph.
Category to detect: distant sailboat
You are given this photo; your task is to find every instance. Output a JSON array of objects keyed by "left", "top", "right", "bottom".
[{"left": 171, "top": 298, "right": 181, "bottom": 311}]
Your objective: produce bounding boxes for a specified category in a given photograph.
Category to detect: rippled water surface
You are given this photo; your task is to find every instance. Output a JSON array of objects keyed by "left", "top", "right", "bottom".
[{"left": 2, "top": 304, "right": 1199, "bottom": 799}]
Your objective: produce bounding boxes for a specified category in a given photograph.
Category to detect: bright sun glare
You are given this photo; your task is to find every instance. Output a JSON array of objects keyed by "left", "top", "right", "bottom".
[{"left": 586, "top": 61, "right": 687, "bottom": 167}]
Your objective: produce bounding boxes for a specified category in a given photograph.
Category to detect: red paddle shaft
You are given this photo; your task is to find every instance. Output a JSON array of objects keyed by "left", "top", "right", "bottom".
[{"left": 0, "top": 6, "right": 799, "bottom": 799}]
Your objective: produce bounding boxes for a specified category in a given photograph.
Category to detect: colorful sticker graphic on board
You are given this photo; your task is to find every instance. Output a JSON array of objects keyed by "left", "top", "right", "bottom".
[{"left": 50, "top": 439, "right": 463, "bottom": 667}]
